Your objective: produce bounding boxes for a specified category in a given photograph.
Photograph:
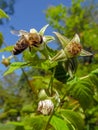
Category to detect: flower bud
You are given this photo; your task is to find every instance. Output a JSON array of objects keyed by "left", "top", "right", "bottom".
[
  {"left": 2, "top": 58, "right": 10, "bottom": 67},
  {"left": 38, "top": 89, "right": 48, "bottom": 100},
  {"left": 2, "top": 55, "right": 10, "bottom": 67},
  {"left": 1, "top": 55, "right": 13, "bottom": 67},
  {"left": 37, "top": 99, "right": 54, "bottom": 115}
]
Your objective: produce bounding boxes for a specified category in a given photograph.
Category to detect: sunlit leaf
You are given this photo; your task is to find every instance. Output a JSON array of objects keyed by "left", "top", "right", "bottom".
[
  {"left": 91, "top": 68, "right": 98, "bottom": 75},
  {"left": 23, "top": 115, "right": 48, "bottom": 130},
  {"left": 4, "top": 62, "right": 30, "bottom": 76},
  {"left": 0, "top": 9, "right": 9, "bottom": 19},
  {"left": 50, "top": 115, "right": 69, "bottom": 130},
  {"left": 88, "top": 69, "right": 98, "bottom": 89},
  {"left": 0, "top": 32, "right": 3, "bottom": 47},
  {"left": 67, "top": 78, "right": 94, "bottom": 109},
  {"left": 59, "top": 109, "right": 84, "bottom": 130},
  {"left": 0, "top": 46, "right": 13, "bottom": 52}
]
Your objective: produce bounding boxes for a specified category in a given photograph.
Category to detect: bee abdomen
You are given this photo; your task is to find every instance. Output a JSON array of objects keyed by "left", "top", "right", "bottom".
[{"left": 13, "top": 37, "right": 29, "bottom": 55}]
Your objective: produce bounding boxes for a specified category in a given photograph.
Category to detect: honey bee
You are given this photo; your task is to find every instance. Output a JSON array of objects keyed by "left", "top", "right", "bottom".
[{"left": 11, "top": 30, "right": 43, "bottom": 55}]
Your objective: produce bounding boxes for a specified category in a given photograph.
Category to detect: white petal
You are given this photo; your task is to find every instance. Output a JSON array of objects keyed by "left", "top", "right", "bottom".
[
  {"left": 2, "top": 55, "right": 5, "bottom": 59},
  {"left": 30, "top": 28, "right": 37, "bottom": 33}
]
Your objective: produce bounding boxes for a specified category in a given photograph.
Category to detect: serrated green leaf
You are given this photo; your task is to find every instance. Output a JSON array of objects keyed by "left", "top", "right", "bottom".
[
  {"left": 90, "top": 68, "right": 98, "bottom": 76},
  {"left": 0, "top": 9, "right": 9, "bottom": 19},
  {"left": 59, "top": 109, "right": 84, "bottom": 130},
  {"left": 39, "top": 24, "right": 49, "bottom": 35},
  {"left": 0, "top": 46, "right": 13, "bottom": 52},
  {"left": 67, "top": 78, "right": 94, "bottom": 109},
  {"left": 4, "top": 62, "right": 30, "bottom": 76},
  {"left": 0, "top": 32, "right": 3, "bottom": 47},
  {"left": 23, "top": 115, "right": 48, "bottom": 130},
  {"left": 89, "top": 69, "right": 98, "bottom": 89},
  {"left": 50, "top": 115, "right": 69, "bottom": 130}
]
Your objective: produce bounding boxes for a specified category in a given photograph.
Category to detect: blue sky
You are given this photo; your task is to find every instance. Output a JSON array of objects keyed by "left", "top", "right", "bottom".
[
  {"left": 1, "top": 0, "right": 71, "bottom": 45},
  {"left": 0, "top": 0, "right": 71, "bottom": 79}
]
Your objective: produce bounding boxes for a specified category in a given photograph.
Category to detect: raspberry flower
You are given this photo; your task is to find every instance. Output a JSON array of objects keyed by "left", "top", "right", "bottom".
[{"left": 51, "top": 32, "right": 92, "bottom": 62}]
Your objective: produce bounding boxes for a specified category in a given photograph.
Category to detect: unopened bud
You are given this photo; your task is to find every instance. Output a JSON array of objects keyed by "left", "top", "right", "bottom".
[
  {"left": 38, "top": 89, "right": 48, "bottom": 100},
  {"left": 1, "top": 55, "right": 13, "bottom": 67},
  {"left": 2, "top": 58, "right": 10, "bottom": 67},
  {"left": 37, "top": 99, "right": 54, "bottom": 115}
]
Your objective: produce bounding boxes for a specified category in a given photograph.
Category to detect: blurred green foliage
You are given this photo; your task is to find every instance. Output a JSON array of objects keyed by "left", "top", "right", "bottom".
[
  {"left": 45, "top": 0, "right": 98, "bottom": 76},
  {"left": 0, "top": 1, "right": 98, "bottom": 130},
  {"left": 0, "top": 0, "right": 15, "bottom": 24}
]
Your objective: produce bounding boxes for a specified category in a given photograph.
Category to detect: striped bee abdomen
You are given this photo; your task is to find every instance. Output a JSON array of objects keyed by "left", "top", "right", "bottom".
[{"left": 12, "top": 36, "right": 29, "bottom": 55}]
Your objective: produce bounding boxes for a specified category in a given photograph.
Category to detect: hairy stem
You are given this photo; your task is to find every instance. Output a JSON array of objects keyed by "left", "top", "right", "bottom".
[
  {"left": 48, "top": 68, "right": 56, "bottom": 96},
  {"left": 45, "top": 110, "right": 55, "bottom": 130},
  {"left": 3, "top": 41, "right": 33, "bottom": 94}
]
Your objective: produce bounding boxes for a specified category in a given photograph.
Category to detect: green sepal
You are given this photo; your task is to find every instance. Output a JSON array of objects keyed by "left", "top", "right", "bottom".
[
  {"left": 39, "top": 24, "right": 49, "bottom": 35},
  {"left": 80, "top": 49, "right": 93, "bottom": 56},
  {"left": 53, "top": 32, "right": 70, "bottom": 49}
]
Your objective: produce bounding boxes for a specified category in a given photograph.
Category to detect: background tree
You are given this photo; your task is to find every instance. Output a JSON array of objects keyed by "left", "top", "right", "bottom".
[
  {"left": 45, "top": 0, "right": 98, "bottom": 129},
  {"left": 45, "top": 0, "right": 98, "bottom": 76},
  {"left": 0, "top": 0, "right": 15, "bottom": 24}
]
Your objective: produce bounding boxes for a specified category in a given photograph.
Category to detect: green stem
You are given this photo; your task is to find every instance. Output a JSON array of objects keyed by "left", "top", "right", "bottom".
[
  {"left": 45, "top": 99, "right": 62, "bottom": 130},
  {"left": 48, "top": 67, "right": 56, "bottom": 96},
  {"left": 4, "top": 41, "right": 33, "bottom": 93},
  {"left": 44, "top": 68, "right": 57, "bottom": 129},
  {"left": 14, "top": 57, "right": 33, "bottom": 95},
  {"left": 61, "top": 92, "right": 67, "bottom": 103},
  {"left": 45, "top": 110, "right": 55, "bottom": 130}
]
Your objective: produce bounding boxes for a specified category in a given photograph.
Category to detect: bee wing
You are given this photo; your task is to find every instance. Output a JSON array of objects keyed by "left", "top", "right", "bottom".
[{"left": 11, "top": 30, "right": 29, "bottom": 36}]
